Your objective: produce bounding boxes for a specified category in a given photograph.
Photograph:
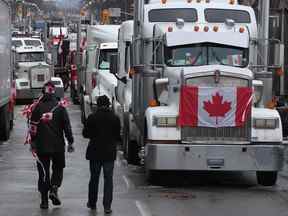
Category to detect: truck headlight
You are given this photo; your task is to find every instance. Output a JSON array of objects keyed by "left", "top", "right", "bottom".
[
  {"left": 153, "top": 116, "right": 177, "bottom": 127},
  {"left": 253, "top": 118, "right": 279, "bottom": 129}
]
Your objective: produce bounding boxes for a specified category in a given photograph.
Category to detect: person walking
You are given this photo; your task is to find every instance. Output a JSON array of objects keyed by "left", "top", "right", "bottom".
[
  {"left": 30, "top": 81, "right": 74, "bottom": 209},
  {"left": 83, "top": 95, "right": 121, "bottom": 214}
]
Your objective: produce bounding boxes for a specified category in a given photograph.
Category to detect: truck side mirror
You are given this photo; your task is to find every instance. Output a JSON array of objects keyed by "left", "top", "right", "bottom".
[
  {"left": 109, "top": 54, "right": 118, "bottom": 75},
  {"left": 253, "top": 80, "right": 263, "bottom": 106}
]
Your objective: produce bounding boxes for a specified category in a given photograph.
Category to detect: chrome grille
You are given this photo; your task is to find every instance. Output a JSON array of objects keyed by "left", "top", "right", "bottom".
[
  {"left": 181, "top": 119, "right": 251, "bottom": 143},
  {"left": 182, "top": 74, "right": 251, "bottom": 143}
]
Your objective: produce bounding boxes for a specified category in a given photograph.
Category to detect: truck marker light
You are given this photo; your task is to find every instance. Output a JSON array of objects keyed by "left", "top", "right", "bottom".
[
  {"left": 161, "top": 0, "right": 167, "bottom": 4},
  {"left": 128, "top": 68, "right": 135, "bottom": 78},
  {"left": 187, "top": 0, "right": 192, "bottom": 3},
  {"left": 206, "top": 0, "right": 210, "bottom": 3},
  {"left": 266, "top": 98, "right": 277, "bottom": 109},
  {"left": 204, "top": 26, "right": 209, "bottom": 32},
  {"left": 168, "top": 26, "right": 173, "bottom": 32},
  {"left": 194, "top": 26, "right": 200, "bottom": 32},
  {"left": 229, "top": 0, "right": 235, "bottom": 5},
  {"left": 149, "top": 99, "right": 158, "bottom": 107},
  {"left": 239, "top": 27, "right": 245, "bottom": 33},
  {"left": 276, "top": 68, "right": 284, "bottom": 76},
  {"left": 213, "top": 26, "right": 219, "bottom": 32},
  {"left": 197, "top": 0, "right": 201, "bottom": 3}
]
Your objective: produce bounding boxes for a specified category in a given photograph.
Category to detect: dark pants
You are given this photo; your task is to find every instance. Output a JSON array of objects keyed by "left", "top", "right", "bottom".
[
  {"left": 37, "top": 152, "right": 65, "bottom": 194},
  {"left": 88, "top": 160, "right": 114, "bottom": 209}
]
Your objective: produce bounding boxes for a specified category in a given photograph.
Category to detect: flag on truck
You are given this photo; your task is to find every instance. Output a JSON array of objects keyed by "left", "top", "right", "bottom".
[{"left": 178, "top": 86, "right": 253, "bottom": 128}]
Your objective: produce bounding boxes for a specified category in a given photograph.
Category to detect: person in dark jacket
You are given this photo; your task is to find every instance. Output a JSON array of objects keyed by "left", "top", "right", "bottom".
[
  {"left": 83, "top": 95, "right": 121, "bottom": 214},
  {"left": 30, "top": 81, "right": 74, "bottom": 209}
]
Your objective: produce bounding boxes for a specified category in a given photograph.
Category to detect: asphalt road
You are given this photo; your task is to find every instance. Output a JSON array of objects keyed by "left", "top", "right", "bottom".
[{"left": 1, "top": 104, "right": 288, "bottom": 216}]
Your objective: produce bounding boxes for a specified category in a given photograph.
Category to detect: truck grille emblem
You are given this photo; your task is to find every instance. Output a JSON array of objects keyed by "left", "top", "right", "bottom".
[{"left": 214, "top": 70, "right": 220, "bottom": 84}]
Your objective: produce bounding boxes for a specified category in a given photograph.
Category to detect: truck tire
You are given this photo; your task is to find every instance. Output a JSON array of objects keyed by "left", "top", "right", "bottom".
[
  {"left": 257, "top": 171, "right": 278, "bottom": 186},
  {"left": 145, "top": 169, "right": 157, "bottom": 184},
  {"left": 123, "top": 113, "right": 139, "bottom": 165},
  {"left": 10, "top": 108, "right": 14, "bottom": 130},
  {"left": 0, "top": 104, "right": 10, "bottom": 141},
  {"left": 70, "top": 87, "right": 79, "bottom": 105},
  {"left": 80, "top": 96, "right": 86, "bottom": 124}
]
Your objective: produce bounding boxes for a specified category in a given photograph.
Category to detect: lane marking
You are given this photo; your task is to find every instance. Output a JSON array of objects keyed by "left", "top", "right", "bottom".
[
  {"left": 135, "top": 200, "right": 152, "bottom": 216},
  {"left": 116, "top": 158, "right": 121, "bottom": 167},
  {"left": 116, "top": 150, "right": 128, "bottom": 167},
  {"left": 122, "top": 175, "right": 134, "bottom": 189}
]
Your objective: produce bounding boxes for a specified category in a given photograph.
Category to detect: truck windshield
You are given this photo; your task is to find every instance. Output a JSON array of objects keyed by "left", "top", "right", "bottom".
[
  {"left": 98, "top": 49, "right": 117, "bottom": 70},
  {"left": 165, "top": 43, "right": 248, "bottom": 67},
  {"left": 16, "top": 52, "right": 45, "bottom": 62}
]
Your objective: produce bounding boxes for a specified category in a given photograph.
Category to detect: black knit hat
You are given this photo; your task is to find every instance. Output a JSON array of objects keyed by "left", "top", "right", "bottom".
[
  {"left": 42, "top": 81, "right": 55, "bottom": 94},
  {"left": 97, "top": 95, "right": 110, "bottom": 107}
]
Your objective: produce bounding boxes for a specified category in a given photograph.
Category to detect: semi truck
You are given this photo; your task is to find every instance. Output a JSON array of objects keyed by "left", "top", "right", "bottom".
[
  {"left": 80, "top": 25, "right": 120, "bottom": 122},
  {"left": 12, "top": 37, "right": 64, "bottom": 101},
  {"left": 114, "top": 20, "right": 137, "bottom": 162},
  {"left": 111, "top": 0, "right": 284, "bottom": 186},
  {"left": 0, "top": 0, "right": 14, "bottom": 141}
]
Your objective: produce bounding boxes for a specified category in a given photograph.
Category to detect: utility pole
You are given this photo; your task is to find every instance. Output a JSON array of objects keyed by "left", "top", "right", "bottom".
[
  {"left": 256, "top": 0, "right": 272, "bottom": 107},
  {"left": 258, "top": 0, "right": 270, "bottom": 71}
]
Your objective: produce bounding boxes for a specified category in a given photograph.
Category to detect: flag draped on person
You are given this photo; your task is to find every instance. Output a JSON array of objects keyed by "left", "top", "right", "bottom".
[{"left": 178, "top": 86, "right": 253, "bottom": 128}]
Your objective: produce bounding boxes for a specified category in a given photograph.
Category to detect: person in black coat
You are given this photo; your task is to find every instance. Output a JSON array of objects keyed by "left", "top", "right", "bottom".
[
  {"left": 83, "top": 95, "right": 121, "bottom": 214},
  {"left": 30, "top": 81, "right": 74, "bottom": 209}
]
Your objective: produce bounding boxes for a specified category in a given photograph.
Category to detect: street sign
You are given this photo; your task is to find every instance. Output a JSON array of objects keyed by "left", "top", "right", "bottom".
[{"left": 109, "top": 8, "right": 121, "bottom": 17}]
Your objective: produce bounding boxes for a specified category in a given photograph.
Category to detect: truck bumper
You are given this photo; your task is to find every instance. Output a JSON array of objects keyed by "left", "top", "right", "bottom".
[
  {"left": 145, "top": 144, "right": 284, "bottom": 171},
  {"left": 16, "top": 88, "right": 64, "bottom": 100},
  {"left": 16, "top": 89, "right": 42, "bottom": 100}
]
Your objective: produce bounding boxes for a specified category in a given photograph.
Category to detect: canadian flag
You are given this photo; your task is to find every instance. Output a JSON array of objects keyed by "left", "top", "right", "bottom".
[{"left": 178, "top": 86, "right": 253, "bottom": 128}]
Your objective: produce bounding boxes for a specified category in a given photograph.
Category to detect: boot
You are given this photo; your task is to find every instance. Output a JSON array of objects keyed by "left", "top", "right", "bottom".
[
  {"left": 40, "top": 193, "right": 49, "bottom": 209},
  {"left": 49, "top": 185, "right": 61, "bottom": 206}
]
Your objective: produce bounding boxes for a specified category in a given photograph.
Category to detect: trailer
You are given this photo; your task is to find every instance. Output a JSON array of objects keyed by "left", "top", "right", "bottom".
[{"left": 0, "top": 0, "right": 14, "bottom": 141}]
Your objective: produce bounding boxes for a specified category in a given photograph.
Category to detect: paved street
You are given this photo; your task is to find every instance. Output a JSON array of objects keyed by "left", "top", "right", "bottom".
[{"left": 2, "top": 104, "right": 288, "bottom": 216}]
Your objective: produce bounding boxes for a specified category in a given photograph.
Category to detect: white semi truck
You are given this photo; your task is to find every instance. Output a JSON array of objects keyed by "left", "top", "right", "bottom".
[
  {"left": 0, "top": 0, "right": 14, "bottom": 141},
  {"left": 80, "top": 25, "right": 120, "bottom": 121},
  {"left": 111, "top": 0, "right": 284, "bottom": 186},
  {"left": 12, "top": 37, "right": 64, "bottom": 101}
]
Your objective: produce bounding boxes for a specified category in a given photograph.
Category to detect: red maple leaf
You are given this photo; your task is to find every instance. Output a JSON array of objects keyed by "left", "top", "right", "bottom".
[{"left": 203, "top": 92, "right": 231, "bottom": 125}]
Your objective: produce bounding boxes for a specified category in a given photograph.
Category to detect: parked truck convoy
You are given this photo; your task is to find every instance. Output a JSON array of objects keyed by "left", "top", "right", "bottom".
[
  {"left": 110, "top": 0, "right": 284, "bottom": 186},
  {"left": 80, "top": 25, "right": 120, "bottom": 121},
  {"left": 0, "top": 0, "right": 14, "bottom": 141}
]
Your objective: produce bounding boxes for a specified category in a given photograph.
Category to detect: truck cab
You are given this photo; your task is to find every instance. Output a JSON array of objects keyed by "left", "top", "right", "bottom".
[
  {"left": 90, "top": 42, "right": 119, "bottom": 110},
  {"left": 12, "top": 37, "right": 63, "bottom": 100},
  {"left": 81, "top": 25, "right": 120, "bottom": 121},
  {"left": 121, "top": 0, "right": 284, "bottom": 186}
]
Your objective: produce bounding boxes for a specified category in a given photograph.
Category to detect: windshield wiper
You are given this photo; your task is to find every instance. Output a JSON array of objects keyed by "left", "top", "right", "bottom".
[
  {"left": 210, "top": 49, "right": 225, "bottom": 65},
  {"left": 190, "top": 51, "right": 203, "bottom": 66}
]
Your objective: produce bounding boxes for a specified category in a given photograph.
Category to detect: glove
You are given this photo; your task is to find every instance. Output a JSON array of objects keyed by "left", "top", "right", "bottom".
[
  {"left": 29, "top": 146, "right": 37, "bottom": 157},
  {"left": 67, "top": 143, "right": 75, "bottom": 153}
]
